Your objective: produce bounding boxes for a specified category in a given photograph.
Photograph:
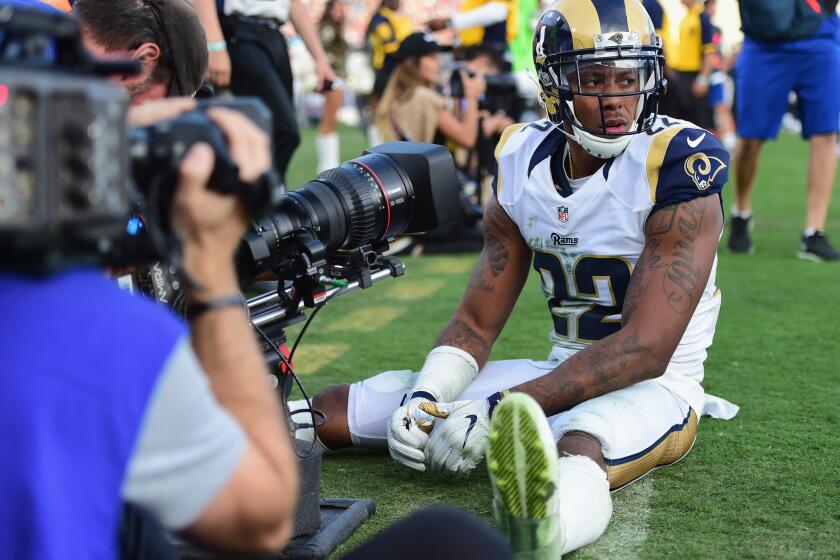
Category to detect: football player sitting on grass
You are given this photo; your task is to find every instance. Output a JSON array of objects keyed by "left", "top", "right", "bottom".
[{"left": 291, "top": 0, "right": 739, "bottom": 557}]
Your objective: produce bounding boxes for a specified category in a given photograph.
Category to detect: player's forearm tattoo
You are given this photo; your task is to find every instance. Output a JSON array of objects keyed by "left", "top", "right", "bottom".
[
  {"left": 514, "top": 329, "right": 654, "bottom": 416},
  {"left": 466, "top": 253, "right": 497, "bottom": 293},
  {"left": 436, "top": 318, "right": 491, "bottom": 361},
  {"left": 483, "top": 203, "right": 513, "bottom": 277},
  {"left": 623, "top": 197, "right": 707, "bottom": 322},
  {"left": 467, "top": 202, "right": 516, "bottom": 293}
]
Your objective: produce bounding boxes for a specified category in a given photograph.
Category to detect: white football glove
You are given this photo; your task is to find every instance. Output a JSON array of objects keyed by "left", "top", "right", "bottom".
[
  {"left": 387, "top": 396, "right": 439, "bottom": 471},
  {"left": 426, "top": 391, "right": 507, "bottom": 475}
]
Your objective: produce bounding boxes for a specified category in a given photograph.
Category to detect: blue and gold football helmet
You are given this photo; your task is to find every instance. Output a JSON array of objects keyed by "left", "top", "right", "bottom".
[{"left": 533, "top": 0, "right": 666, "bottom": 158}]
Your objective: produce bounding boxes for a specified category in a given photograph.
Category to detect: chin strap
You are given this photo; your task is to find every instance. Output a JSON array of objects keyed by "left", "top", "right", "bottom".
[{"left": 551, "top": 119, "right": 632, "bottom": 160}]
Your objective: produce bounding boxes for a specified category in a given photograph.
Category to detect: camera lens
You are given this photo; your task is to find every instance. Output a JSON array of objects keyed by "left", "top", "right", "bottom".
[
  {"left": 238, "top": 153, "right": 414, "bottom": 277},
  {"left": 237, "top": 142, "right": 460, "bottom": 280}
]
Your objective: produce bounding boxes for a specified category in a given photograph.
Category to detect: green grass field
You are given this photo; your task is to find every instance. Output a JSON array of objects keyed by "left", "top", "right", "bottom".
[{"left": 284, "top": 125, "right": 840, "bottom": 559}]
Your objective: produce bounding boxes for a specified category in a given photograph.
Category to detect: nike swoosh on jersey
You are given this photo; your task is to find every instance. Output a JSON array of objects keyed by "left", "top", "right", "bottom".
[
  {"left": 462, "top": 414, "right": 478, "bottom": 449},
  {"left": 687, "top": 132, "right": 706, "bottom": 148}
]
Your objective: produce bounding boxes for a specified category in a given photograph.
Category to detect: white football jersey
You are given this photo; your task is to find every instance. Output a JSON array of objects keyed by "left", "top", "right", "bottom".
[{"left": 494, "top": 116, "right": 729, "bottom": 353}]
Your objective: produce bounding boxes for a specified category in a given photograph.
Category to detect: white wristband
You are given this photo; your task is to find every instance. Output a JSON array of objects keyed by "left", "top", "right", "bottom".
[{"left": 411, "top": 346, "right": 479, "bottom": 403}]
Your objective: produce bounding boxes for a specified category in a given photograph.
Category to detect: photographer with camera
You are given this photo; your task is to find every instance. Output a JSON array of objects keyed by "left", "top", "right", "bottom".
[
  {"left": 0, "top": 94, "right": 300, "bottom": 557},
  {"left": 375, "top": 32, "right": 485, "bottom": 149},
  {"left": 73, "top": 0, "right": 209, "bottom": 102},
  {"left": 451, "top": 46, "right": 516, "bottom": 207}
]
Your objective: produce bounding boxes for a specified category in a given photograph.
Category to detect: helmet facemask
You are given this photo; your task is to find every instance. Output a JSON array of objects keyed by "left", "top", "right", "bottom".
[{"left": 535, "top": 29, "right": 666, "bottom": 158}]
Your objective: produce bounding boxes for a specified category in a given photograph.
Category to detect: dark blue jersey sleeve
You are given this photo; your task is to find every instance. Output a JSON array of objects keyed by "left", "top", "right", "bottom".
[
  {"left": 650, "top": 128, "right": 729, "bottom": 214},
  {"left": 643, "top": 0, "right": 665, "bottom": 31},
  {"left": 700, "top": 13, "right": 715, "bottom": 50}
]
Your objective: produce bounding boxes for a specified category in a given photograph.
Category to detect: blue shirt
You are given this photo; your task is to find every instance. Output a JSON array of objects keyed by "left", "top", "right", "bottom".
[
  {"left": 744, "top": 14, "right": 840, "bottom": 53},
  {"left": 0, "top": 269, "right": 185, "bottom": 559}
]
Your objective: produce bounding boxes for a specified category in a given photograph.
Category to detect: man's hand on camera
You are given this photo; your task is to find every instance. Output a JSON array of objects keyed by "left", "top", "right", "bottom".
[
  {"left": 171, "top": 107, "right": 271, "bottom": 298},
  {"left": 207, "top": 49, "right": 232, "bottom": 88},
  {"left": 127, "top": 98, "right": 197, "bottom": 127}
]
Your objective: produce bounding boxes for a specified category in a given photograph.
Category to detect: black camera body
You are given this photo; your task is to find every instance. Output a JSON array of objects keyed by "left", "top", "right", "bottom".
[
  {"left": 449, "top": 68, "right": 523, "bottom": 119},
  {"left": 0, "top": 65, "right": 131, "bottom": 270},
  {"left": 129, "top": 99, "right": 276, "bottom": 231}
]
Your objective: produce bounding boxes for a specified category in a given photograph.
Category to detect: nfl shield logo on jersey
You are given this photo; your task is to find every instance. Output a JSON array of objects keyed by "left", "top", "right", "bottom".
[{"left": 557, "top": 206, "right": 569, "bottom": 223}]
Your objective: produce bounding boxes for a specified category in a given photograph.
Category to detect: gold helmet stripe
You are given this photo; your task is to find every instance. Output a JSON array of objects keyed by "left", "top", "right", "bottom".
[
  {"left": 552, "top": 0, "right": 601, "bottom": 50},
  {"left": 624, "top": 0, "right": 654, "bottom": 45}
]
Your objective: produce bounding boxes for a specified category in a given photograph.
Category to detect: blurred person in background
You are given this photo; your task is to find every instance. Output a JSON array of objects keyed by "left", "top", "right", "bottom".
[
  {"left": 74, "top": 0, "right": 209, "bottom": 103},
  {"left": 193, "top": 0, "right": 336, "bottom": 187},
  {"left": 375, "top": 33, "right": 485, "bottom": 148},
  {"left": 426, "top": 0, "right": 521, "bottom": 57},
  {"left": 366, "top": 0, "right": 413, "bottom": 143},
  {"left": 457, "top": 45, "right": 515, "bottom": 205},
  {"left": 316, "top": 0, "right": 349, "bottom": 173},
  {"left": 666, "top": 0, "right": 715, "bottom": 129},
  {"left": 729, "top": 0, "right": 839, "bottom": 261},
  {"left": 642, "top": 0, "right": 671, "bottom": 71},
  {"left": 703, "top": 0, "right": 735, "bottom": 150}
]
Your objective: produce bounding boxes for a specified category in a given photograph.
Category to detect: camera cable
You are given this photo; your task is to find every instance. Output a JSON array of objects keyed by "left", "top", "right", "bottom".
[{"left": 252, "top": 304, "right": 327, "bottom": 459}]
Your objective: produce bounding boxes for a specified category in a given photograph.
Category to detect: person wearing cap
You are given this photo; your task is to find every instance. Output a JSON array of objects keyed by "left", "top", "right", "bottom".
[
  {"left": 192, "top": 0, "right": 336, "bottom": 186},
  {"left": 375, "top": 32, "right": 486, "bottom": 148},
  {"left": 666, "top": 0, "right": 715, "bottom": 129},
  {"left": 74, "top": 0, "right": 208, "bottom": 101}
]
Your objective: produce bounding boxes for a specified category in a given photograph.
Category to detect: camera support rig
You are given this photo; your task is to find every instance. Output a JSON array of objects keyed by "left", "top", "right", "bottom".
[{"left": 245, "top": 231, "right": 405, "bottom": 361}]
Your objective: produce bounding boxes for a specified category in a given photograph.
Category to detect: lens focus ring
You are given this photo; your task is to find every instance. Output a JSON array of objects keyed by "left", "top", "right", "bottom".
[{"left": 317, "top": 166, "right": 380, "bottom": 248}]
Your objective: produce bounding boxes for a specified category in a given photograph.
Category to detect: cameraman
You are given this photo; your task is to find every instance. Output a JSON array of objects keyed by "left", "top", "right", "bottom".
[
  {"left": 0, "top": 101, "right": 299, "bottom": 557},
  {"left": 375, "top": 32, "right": 485, "bottom": 148},
  {"left": 457, "top": 45, "right": 515, "bottom": 203},
  {"left": 74, "top": 0, "right": 209, "bottom": 102}
]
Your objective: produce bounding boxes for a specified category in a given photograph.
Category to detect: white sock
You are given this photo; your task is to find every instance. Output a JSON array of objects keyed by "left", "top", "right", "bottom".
[
  {"left": 723, "top": 132, "right": 736, "bottom": 151},
  {"left": 730, "top": 206, "right": 752, "bottom": 220},
  {"left": 804, "top": 228, "right": 819, "bottom": 237},
  {"left": 366, "top": 123, "right": 382, "bottom": 146},
  {"left": 288, "top": 398, "right": 330, "bottom": 452},
  {"left": 557, "top": 455, "right": 613, "bottom": 554},
  {"left": 315, "top": 132, "right": 340, "bottom": 174}
]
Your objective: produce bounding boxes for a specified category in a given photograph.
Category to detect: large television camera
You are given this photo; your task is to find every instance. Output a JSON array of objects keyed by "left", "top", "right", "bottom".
[
  {"left": 0, "top": 5, "right": 461, "bottom": 549},
  {"left": 0, "top": 2, "right": 460, "bottom": 427},
  {"left": 0, "top": 4, "right": 459, "bottom": 300}
]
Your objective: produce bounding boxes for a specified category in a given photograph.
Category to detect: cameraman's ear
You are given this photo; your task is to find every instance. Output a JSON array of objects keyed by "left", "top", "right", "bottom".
[{"left": 132, "top": 42, "right": 162, "bottom": 67}]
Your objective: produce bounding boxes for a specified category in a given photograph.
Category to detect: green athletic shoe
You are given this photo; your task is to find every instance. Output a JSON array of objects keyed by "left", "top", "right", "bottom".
[{"left": 486, "top": 393, "right": 564, "bottom": 560}]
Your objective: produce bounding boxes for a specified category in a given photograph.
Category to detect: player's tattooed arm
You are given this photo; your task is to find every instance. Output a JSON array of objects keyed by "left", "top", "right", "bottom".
[
  {"left": 466, "top": 198, "right": 519, "bottom": 292},
  {"left": 512, "top": 195, "right": 723, "bottom": 416},
  {"left": 623, "top": 196, "right": 710, "bottom": 322},
  {"left": 436, "top": 197, "right": 532, "bottom": 367}
]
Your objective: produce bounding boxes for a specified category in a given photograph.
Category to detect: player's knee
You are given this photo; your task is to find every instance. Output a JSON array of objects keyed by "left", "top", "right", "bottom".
[
  {"left": 557, "top": 431, "right": 607, "bottom": 473},
  {"left": 809, "top": 132, "right": 838, "bottom": 147},
  {"left": 738, "top": 137, "right": 763, "bottom": 157},
  {"left": 312, "top": 384, "right": 352, "bottom": 449}
]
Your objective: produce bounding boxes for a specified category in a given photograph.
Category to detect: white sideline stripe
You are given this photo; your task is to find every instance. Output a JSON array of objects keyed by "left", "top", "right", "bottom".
[{"left": 573, "top": 477, "right": 652, "bottom": 560}]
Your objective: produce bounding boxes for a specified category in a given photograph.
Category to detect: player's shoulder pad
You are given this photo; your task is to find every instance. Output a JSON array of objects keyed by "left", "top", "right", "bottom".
[
  {"left": 491, "top": 121, "right": 529, "bottom": 197},
  {"left": 646, "top": 126, "right": 728, "bottom": 211}
]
